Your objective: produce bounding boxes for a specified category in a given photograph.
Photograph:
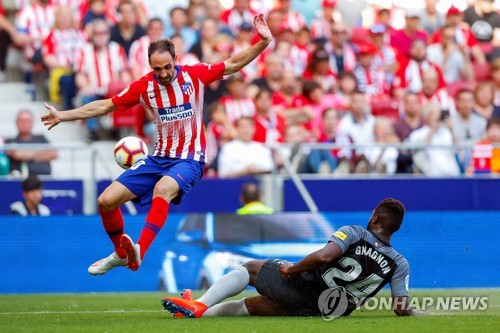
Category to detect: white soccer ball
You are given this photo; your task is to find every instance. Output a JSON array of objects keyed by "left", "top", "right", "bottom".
[{"left": 114, "top": 136, "right": 148, "bottom": 170}]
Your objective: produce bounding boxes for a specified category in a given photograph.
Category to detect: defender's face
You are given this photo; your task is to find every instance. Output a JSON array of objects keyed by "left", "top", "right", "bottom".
[{"left": 150, "top": 51, "right": 177, "bottom": 86}]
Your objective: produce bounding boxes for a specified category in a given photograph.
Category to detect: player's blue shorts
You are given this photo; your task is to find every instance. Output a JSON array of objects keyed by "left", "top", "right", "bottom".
[{"left": 116, "top": 155, "right": 205, "bottom": 206}]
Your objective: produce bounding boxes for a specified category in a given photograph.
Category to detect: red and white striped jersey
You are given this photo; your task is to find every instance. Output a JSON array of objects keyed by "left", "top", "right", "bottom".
[
  {"left": 280, "top": 10, "right": 306, "bottom": 33},
  {"left": 310, "top": 17, "right": 331, "bottom": 40},
  {"left": 43, "top": 28, "right": 86, "bottom": 68},
  {"left": 354, "top": 64, "right": 386, "bottom": 97},
  {"left": 75, "top": 41, "right": 128, "bottom": 94},
  {"left": 15, "top": 2, "right": 55, "bottom": 60},
  {"left": 129, "top": 35, "right": 151, "bottom": 77},
  {"left": 220, "top": 96, "right": 256, "bottom": 124},
  {"left": 220, "top": 8, "right": 256, "bottom": 36},
  {"left": 111, "top": 62, "right": 226, "bottom": 162}
]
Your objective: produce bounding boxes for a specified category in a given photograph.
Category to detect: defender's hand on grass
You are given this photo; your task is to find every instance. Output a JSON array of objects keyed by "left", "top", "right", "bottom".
[{"left": 42, "top": 103, "right": 62, "bottom": 130}]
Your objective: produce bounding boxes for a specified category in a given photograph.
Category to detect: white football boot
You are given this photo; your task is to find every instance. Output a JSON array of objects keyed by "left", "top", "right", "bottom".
[{"left": 88, "top": 252, "right": 127, "bottom": 275}]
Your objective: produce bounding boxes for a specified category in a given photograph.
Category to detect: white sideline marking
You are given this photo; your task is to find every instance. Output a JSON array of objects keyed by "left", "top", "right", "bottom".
[{"left": 0, "top": 310, "right": 161, "bottom": 315}]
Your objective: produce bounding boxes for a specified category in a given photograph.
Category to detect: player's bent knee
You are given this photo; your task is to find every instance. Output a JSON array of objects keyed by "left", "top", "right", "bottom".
[{"left": 97, "top": 193, "right": 119, "bottom": 212}]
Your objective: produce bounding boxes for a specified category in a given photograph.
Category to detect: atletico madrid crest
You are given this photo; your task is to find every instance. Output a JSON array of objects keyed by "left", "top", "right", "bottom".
[{"left": 181, "top": 82, "right": 193, "bottom": 96}]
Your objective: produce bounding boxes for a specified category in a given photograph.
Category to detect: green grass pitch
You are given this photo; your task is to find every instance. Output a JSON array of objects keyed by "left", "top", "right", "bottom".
[{"left": 0, "top": 290, "right": 498, "bottom": 333}]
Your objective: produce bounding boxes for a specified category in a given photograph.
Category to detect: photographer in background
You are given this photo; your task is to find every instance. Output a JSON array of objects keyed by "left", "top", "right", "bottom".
[{"left": 10, "top": 175, "right": 51, "bottom": 216}]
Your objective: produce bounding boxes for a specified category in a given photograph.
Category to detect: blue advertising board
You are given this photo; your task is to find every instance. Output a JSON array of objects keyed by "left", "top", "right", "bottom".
[
  {"left": 0, "top": 211, "right": 498, "bottom": 293},
  {"left": 0, "top": 179, "right": 83, "bottom": 215}
]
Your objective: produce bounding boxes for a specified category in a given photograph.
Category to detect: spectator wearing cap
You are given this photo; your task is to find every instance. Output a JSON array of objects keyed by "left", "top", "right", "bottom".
[
  {"left": 353, "top": 42, "right": 386, "bottom": 97},
  {"left": 220, "top": 0, "right": 256, "bottom": 36},
  {"left": 220, "top": 73, "right": 256, "bottom": 124},
  {"left": 463, "top": 0, "right": 500, "bottom": 59},
  {"left": 431, "top": 6, "right": 486, "bottom": 64},
  {"left": 418, "top": 0, "right": 445, "bottom": 37},
  {"left": 390, "top": 8, "right": 428, "bottom": 61},
  {"left": 368, "top": 23, "right": 397, "bottom": 90},
  {"left": 303, "top": 48, "right": 337, "bottom": 94},
  {"left": 325, "top": 22, "right": 356, "bottom": 75},
  {"left": 427, "top": 24, "right": 474, "bottom": 84},
  {"left": 310, "top": 0, "right": 341, "bottom": 41},
  {"left": 394, "top": 39, "right": 445, "bottom": 96},
  {"left": 10, "top": 175, "right": 51, "bottom": 216}
]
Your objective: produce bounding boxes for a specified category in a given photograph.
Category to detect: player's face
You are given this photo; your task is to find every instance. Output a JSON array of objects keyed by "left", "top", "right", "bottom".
[{"left": 150, "top": 51, "right": 177, "bottom": 86}]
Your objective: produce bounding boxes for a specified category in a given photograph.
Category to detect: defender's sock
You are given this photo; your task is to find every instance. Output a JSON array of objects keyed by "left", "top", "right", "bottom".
[
  {"left": 202, "top": 299, "right": 250, "bottom": 317},
  {"left": 137, "top": 197, "right": 169, "bottom": 259},
  {"left": 197, "top": 266, "right": 250, "bottom": 308},
  {"left": 99, "top": 207, "right": 126, "bottom": 258}
]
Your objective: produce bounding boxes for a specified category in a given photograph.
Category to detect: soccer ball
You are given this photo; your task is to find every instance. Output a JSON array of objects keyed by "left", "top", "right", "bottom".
[{"left": 114, "top": 136, "right": 148, "bottom": 170}]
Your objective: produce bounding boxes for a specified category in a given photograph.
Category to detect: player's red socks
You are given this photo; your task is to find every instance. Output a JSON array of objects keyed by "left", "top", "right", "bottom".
[
  {"left": 138, "top": 197, "right": 169, "bottom": 259},
  {"left": 99, "top": 207, "right": 126, "bottom": 258}
]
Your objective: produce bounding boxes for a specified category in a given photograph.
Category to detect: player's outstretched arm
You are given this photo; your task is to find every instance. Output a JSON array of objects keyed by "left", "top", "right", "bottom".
[
  {"left": 42, "top": 99, "right": 117, "bottom": 130},
  {"left": 280, "top": 242, "right": 343, "bottom": 278},
  {"left": 223, "top": 13, "right": 272, "bottom": 75}
]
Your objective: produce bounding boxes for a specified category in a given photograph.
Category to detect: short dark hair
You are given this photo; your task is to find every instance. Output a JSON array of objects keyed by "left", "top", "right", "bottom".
[
  {"left": 302, "top": 80, "right": 321, "bottom": 99},
  {"left": 148, "top": 18, "right": 164, "bottom": 29},
  {"left": 374, "top": 198, "right": 406, "bottom": 232},
  {"left": 255, "top": 87, "right": 273, "bottom": 100},
  {"left": 321, "top": 107, "right": 337, "bottom": 119},
  {"left": 148, "top": 39, "right": 176, "bottom": 61},
  {"left": 22, "top": 175, "right": 43, "bottom": 192},
  {"left": 455, "top": 88, "right": 473, "bottom": 100},
  {"left": 241, "top": 182, "right": 260, "bottom": 204},
  {"left": 487, "top": 117, "right": 500, "bottom": 130}
]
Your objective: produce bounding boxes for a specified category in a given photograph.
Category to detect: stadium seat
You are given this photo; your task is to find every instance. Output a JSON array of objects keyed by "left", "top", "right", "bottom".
[
  {"left": 370, "top": 98, "right": 400, "bottom": 120},
  {"left": 446, "top": 81, "right": 475, "bottom": 97},
  {"left": 472, "top": 62, "right": 492, "bottom": 82}
]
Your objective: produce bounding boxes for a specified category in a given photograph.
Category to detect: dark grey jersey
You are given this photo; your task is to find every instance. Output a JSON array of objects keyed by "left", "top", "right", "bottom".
[{"left": 307, "top": 226, "right": 409, "bottom": 313}]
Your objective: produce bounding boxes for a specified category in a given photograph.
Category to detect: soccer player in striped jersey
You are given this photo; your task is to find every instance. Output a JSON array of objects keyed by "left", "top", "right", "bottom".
[{"left": 41, "top": 14, "right": 273, "bottom": 275}]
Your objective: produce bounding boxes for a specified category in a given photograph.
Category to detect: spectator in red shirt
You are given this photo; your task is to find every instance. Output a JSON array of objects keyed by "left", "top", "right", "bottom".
[
  {"left": 220, "top": 0, "right": 256, "bottom": 36},
  {"left": 353, "top": 42, "right": 386, "bottom": 97},
  {"left": 394, "top": 39, "right": 444, "bottom": 96},
  {"left": 390, "top": 9, "right": 428, "bottom": 61},
  {"left": 74, "top": 19, "right": 131, "bottom": 140},
  {"left": 309, "top": 0, "right": 339, "bottom": 41},
  {"left": 253, "top": 88, "right": 286, "bottom": 146},
  {"left": 220, "top": 73, "right": 256, "bottom": 124},
  {"left": 43, "top": 5, "right": 86, "bottom": 109},
  {"left": 274, "top": 0, "right": 306, "bottom": 33},
  {"left": 419, "top": 68, "right": 456, "bottom": 115},
  {"left": 303, "top": 48, "right": 337, "bottom": 93}
]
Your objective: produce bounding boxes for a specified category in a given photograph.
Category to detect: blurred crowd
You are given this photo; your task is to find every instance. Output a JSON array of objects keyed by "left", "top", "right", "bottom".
[{"left": 0, "top": 0, "right": 499, "bottom": 177}]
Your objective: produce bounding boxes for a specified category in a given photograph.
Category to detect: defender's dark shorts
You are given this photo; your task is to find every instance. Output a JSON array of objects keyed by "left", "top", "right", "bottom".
[{"left": 254, "top": 259, "right": 321, "bottom": 316}]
